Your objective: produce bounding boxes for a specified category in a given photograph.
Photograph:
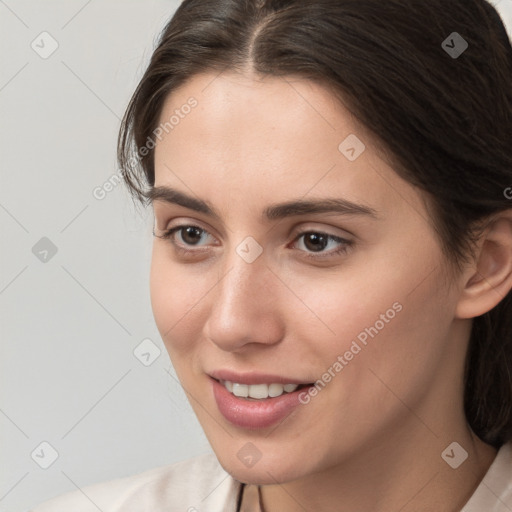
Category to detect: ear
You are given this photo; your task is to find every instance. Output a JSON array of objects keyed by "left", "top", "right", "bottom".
[{"left": 455, "top": 211, "right": 512, "bottom": 319}]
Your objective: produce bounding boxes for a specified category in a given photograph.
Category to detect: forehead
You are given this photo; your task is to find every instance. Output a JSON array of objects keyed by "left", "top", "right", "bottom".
[
  {"left": 159, "top": 71, "right": 342, "bottom": 116},
  {"left": 154, "top": 72, "right": 371, "bottom": 183},
  {"left": 156, "top": 71, "right": 371, "bottom": 151},
  {"left": 152, "top": 71, "right": 427, "bottom": 226}
]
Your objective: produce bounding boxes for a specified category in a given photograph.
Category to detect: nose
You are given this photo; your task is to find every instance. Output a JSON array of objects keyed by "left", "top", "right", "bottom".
[{"left": 203, "top": 247, "right": 285, "bottom": 353}]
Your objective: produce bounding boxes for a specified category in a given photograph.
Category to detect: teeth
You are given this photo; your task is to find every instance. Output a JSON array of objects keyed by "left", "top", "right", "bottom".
[
  {"left": 223, "top": 381, "right": 300, "bottom": 399},
  {"left": 269, "top": 383, "right": 284, "bottom": 397},
  {"left": 232, "top": 383, "right": 249, "bottom": 397}
]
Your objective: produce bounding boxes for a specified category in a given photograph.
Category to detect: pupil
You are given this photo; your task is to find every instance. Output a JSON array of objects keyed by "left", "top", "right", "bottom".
[
  {"left": 183, "top": 227, "right": 202, "bottom": 245},
  {"left": 305, "top": 233, "right": 327, "bottom": 252}
]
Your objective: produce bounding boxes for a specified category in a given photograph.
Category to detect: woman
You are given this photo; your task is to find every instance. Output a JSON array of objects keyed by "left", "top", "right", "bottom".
[{"left": 31, "top": 0, "right": 512, "bottom": 510}]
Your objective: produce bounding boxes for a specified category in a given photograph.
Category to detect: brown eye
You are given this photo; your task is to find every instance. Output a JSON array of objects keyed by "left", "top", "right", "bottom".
[
  {"left": 155, "top": 225, "right": 214, "bottom": 248},
  {"left": 302, "top": 233, "right": 329, "bottom": 252},
  {"left": 293, "top": 231, "right": 352, "bottom": 259},
  {"left": 294, "top": 231, "right": 353, "bottom": 260},
  {"left": 179, "top": 226, "right": 205, "bottom": 245}
]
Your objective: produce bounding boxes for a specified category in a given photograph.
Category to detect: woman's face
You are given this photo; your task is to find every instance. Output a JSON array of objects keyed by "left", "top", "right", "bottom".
[{"left": 150, "top": 72, "right": 466, "bottom": 483}]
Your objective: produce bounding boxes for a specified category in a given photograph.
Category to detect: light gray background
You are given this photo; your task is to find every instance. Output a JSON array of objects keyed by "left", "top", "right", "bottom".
[{"left": 1, "top": 1, "right": 511, "bottom": 511}]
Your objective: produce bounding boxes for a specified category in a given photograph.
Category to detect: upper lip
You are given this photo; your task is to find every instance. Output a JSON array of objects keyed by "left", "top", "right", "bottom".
[{"left": 209, "top": 369, "right": 312, "bottom": 385}]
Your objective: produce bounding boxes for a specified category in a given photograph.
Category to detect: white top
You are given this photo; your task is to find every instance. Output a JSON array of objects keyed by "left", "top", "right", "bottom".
[{"left": 30, "top": 442, "right": 512, "bottom": 512}]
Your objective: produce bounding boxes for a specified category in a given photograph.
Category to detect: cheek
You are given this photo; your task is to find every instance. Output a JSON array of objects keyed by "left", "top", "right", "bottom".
[
  {"left": 318, "top": 269, "right": 455, "bottom": 422},
  {"left": 149, "top": 247, "right": 210, "bottom": 358},
  {"left": 287, "top": 265, "right": 454, "bottom": 452},
  {"left": 366, "top": 278, "right": 456, "bottom": 381},
  {"left": 297, "top": 244, "right": 452, "bottom": 383},
  {"left": 287, "top": 263, "right": 407, "bottom": 354}
]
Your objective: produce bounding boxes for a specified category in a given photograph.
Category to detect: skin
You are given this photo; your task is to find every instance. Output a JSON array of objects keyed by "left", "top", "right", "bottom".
[{"left": 149, "top": 71, "right": 512, "bottom": 511}]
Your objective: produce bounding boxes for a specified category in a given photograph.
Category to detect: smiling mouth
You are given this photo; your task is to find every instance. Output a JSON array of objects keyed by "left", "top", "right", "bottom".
[{"left": 216, "top": 379, "right": 312, "bottom": 400}]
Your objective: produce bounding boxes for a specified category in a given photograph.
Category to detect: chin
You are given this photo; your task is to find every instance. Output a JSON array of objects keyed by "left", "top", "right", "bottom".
[{"left": 215, "top": 448, "right": 310, "bottom": 485}]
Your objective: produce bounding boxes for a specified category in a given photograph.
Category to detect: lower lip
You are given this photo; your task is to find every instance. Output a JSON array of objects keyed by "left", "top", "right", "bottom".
[{"left": 211, "top": 378, "right": 310, "bottom": 429}]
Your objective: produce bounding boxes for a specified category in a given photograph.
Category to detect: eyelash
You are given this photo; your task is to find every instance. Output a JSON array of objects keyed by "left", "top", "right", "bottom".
[{"left": 155, "top": 224, "right": 352, "bottom": 260}]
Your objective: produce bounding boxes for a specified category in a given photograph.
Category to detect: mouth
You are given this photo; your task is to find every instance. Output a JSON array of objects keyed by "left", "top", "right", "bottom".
[
  {"left": 215, "top": 379, "right": 312, "bottom": 400},
  {"left": 210, "top": 376, "right": 316, "bottom": 429}
]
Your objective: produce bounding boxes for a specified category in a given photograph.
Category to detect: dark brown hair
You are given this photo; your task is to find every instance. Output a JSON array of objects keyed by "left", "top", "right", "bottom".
[{"left": 118, "top": 0, "right": 512, "bottom": 447}]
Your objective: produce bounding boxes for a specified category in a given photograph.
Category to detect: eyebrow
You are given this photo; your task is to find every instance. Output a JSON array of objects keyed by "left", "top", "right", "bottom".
[{"left": 146, "top": 186, "right": 379, "bottom": 222}]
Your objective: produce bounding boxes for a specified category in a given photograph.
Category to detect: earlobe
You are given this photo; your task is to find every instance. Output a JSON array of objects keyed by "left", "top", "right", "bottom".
[{"left": 455, "top": 213, "right": 512, "bottom": 319}]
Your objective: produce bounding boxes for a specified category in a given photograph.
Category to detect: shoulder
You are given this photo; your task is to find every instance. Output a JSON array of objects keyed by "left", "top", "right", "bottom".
[
  {"left": 463, "top": 441, "right": 512, "bottom": 511},
  {"left": 29, "top": 452, "right": 242, "bottom": 512}
]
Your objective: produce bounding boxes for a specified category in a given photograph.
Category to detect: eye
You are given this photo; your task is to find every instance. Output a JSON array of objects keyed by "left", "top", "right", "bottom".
[
  {"left": 155, "top": 225, "right": 215, "bottom": 250},
  {"left": 154, "top": 224, "right": 352, "bottom": 260},
  {"left": 291, "top": 230, "right": 352, "bottom": 259}
]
